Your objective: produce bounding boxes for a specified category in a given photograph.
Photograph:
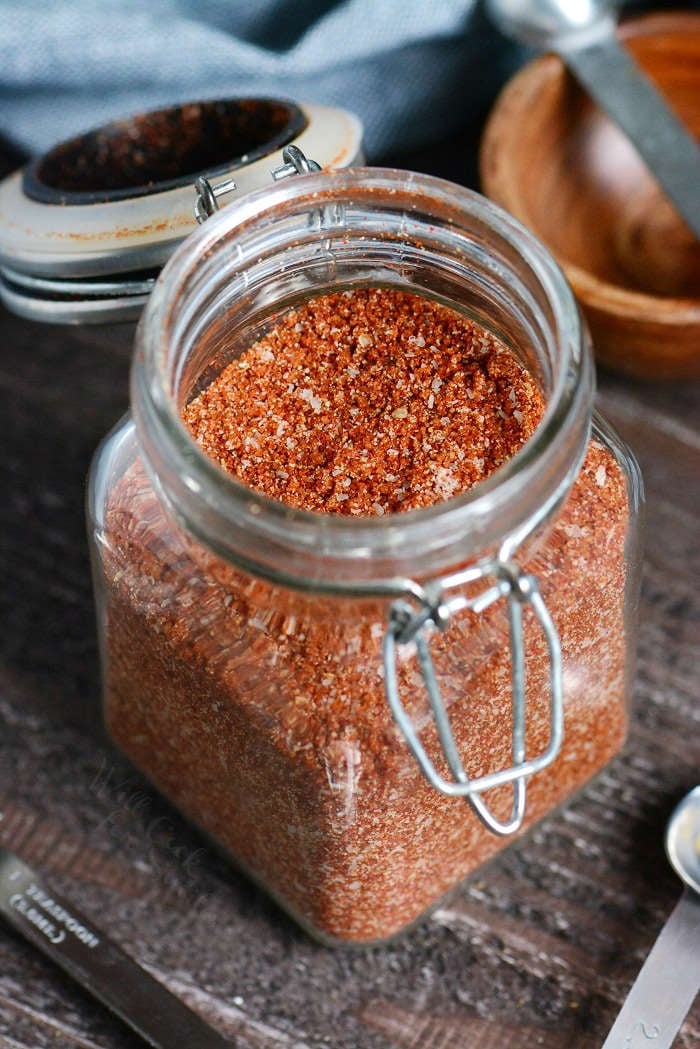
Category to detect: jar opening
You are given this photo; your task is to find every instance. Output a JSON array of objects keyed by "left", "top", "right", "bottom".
[
  {"left": 24, "top": 98, "right": 306, "bottom": 205},
  {"left": 133, "top": 169, "right": 594, "bottom": 588}
]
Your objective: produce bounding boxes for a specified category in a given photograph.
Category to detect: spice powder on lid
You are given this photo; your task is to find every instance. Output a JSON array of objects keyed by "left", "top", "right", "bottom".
[
  {"left": 101, "top": 286, "right": 631, "bottom": 943},
  {"left": 183, "top": 288, "right": 544, "bottom": 514}
]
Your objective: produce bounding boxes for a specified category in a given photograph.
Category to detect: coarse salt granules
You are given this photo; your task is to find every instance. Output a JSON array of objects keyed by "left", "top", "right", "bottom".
[
  {"left": 100, "top": 287, "right": 632, "bottom": 944},
  {"left": 183, "top": 288, "right": 543, "bottom": 515}
]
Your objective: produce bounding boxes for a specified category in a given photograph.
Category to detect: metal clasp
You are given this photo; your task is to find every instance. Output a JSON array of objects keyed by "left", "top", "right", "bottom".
[
  {"left": 270, "top": 144, "right": 322, "bottom": 180},
  {"left": 382, "top": 559, "right": 564, "bottom": 837},
  {"left": 194, "top": 176, "right": 237, "bottom": 224},
  {"left": 194, "top": 146, "right": 322, "bottom": 224}
]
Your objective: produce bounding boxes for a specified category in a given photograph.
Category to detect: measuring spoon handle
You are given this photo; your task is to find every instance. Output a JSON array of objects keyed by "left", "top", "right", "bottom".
[
  {"left": 560, "top": 35, "right": 700, "bottom": 241},
  {"left": 0, "top": 847, "right": 233, "bottom": 1049},
  {"left": 601, "top": 888, "right": 700, "bottom": 1049}
]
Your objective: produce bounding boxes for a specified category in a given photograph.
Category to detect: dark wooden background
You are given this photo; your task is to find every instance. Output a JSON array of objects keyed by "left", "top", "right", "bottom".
[{"left": 0, "top": 118, "right": 699, "bottom": 1049}]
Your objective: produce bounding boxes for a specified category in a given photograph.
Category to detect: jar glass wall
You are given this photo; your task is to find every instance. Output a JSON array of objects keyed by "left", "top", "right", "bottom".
[{"left": 88, "top": 170, "right": 643, "bottom": 945}]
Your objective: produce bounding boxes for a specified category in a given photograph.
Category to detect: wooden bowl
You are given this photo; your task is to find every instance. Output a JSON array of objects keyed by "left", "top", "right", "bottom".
[{"left": 480, "top": 12, "right": 700, "bottom": 380}]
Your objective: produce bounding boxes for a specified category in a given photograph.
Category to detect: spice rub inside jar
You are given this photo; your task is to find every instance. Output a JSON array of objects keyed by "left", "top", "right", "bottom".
[
  {"left": 102, "top": 285, "right": 632, "bottom": 944},
  {"left": 183, "top": 288, "right": 545, "bottom": 513}
]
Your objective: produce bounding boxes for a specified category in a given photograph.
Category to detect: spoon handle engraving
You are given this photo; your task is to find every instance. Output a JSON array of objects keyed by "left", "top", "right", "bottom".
[
  {"left": 601, "top": 889, "right": 700, "bottom": 1049},
  {"left": 0, "top": 847, "right": 233, "bottom": 1049},
  {"left": 561, "top": 36, "right": 700, "bottom": 240}
]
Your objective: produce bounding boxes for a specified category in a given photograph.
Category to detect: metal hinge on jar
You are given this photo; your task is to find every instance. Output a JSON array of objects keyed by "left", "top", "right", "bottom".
[
  {"left": 194, "top": 145, "right": 322, "bottom": 224},
  {"left": 382, "top": 559, "right": 563, "bottom": 837}
]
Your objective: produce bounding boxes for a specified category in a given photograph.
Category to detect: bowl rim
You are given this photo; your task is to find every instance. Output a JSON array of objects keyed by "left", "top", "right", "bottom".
[{"left": 479, "top": 10, "right": 700, "bottom": 326}]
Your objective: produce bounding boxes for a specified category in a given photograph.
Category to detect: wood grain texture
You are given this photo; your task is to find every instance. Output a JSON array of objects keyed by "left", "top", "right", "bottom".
[
  {"left": 1, "top": 152, "right": 699, "bottom": 1047},
  {"left": 480, "top": 12, "right": 700, "bottom": 380}
]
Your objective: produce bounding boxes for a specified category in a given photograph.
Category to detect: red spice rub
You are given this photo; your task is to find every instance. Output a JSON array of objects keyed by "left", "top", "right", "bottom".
[
  {"left": 183, "top": 288, "right": 543, "bottom": 514},
  {"left": 98, "top": 287, "right": 632, "bottom": 944}
]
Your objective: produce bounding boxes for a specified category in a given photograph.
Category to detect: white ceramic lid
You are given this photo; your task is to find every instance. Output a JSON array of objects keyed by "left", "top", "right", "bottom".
[{"left": 0, "top": 99, "right": 363, "bottom": 323}]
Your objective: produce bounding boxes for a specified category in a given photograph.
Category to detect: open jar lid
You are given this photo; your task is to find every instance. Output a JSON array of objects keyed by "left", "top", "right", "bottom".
[{"left": 0, "top": 98, "right": 363, "bottom": 323}]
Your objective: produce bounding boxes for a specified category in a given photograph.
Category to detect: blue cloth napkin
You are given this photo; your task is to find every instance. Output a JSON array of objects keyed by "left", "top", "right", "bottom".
[{"left": 0, "top": 0, "right": 519, "bottom": 158}]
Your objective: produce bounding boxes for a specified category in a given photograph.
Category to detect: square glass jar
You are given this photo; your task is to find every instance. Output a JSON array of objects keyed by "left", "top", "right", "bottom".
[{"left": 88, "top": 170, "right": 643, "bottom": 944}]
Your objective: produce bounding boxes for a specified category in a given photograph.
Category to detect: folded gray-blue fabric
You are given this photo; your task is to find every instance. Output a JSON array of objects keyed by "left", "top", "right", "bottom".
[{"left": 0, "top": 0, "right": 520, "bottom": 157}]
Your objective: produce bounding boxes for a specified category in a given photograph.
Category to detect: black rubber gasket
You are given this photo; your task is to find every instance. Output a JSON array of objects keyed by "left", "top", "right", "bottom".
[{"left": 23, "top": 97, "right": 307, "bottom": 205}]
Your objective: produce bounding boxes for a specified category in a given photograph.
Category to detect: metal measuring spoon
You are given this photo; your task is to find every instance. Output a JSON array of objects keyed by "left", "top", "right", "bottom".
[
  {"left": 0, "top": 846, "right": 232, "bottom": 1048},
  {"left": 485, "top": 0, "right": 700, "bottom": 241},
  {"left": 601, "top": 786, "right": 700, "bottom": 1048}
]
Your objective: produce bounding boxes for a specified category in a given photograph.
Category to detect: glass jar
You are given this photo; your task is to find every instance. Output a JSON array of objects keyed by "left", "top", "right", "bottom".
[{"left": 88, "top": 169, "right": 643, "bottom": 945}]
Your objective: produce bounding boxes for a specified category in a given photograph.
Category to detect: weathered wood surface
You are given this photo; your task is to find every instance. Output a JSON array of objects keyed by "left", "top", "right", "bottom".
[{"left": 1, "top": 140, "right": 699, "bottom": 1048}]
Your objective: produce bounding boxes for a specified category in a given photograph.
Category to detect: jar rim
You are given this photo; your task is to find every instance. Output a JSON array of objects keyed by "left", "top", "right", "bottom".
[{"left": 132, "top": 168, "right": 594, "bottom": 589}]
